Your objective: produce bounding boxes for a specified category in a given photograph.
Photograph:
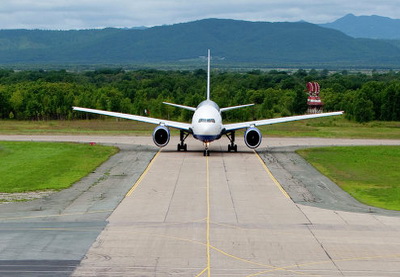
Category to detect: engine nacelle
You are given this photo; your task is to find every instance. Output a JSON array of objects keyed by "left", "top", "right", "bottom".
[
  {"left": 244, "top": 127, "right": 262, "bottom": 149},
  {"left": 152, "top": 125, "right": 170, "bottom": 147}
]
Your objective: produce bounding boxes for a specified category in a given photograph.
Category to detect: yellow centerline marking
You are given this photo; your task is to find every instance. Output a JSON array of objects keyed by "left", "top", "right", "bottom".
[
  {"left": 126, "top": 149, "right": 162, "bottom": 197},
  {"left": 195, "top": 267, "right": 208, "bottom": 277},
  {"left": 206, "top": 155, "right": 211, "bottom": 277},
  {"left": 254, "top": 150, "right": 290, "bottom": 199}
]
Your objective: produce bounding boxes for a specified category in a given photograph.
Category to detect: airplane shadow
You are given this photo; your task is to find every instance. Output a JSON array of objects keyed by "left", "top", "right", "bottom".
[{"left": 161, "top": 148, "right": 254, "bottom": 155}]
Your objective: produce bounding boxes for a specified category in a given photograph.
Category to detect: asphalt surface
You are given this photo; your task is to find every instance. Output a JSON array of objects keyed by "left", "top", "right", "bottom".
[{"left": 0, "top": 135, "right": 400, "bottom": 276}]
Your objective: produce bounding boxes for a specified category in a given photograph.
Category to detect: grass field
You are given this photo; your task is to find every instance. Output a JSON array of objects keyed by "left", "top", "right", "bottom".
[
  {"left": 1, "top": 117, "right": 400, "bottom": 139},
  {"left": 0, "top": 119, "right": 152, "bottom": 135},
  {"left": 0, "top": 141, "right": 118, "bottom": 193},
  {"left": 297, "top": 146, "right": 400, "bottom": 211}
]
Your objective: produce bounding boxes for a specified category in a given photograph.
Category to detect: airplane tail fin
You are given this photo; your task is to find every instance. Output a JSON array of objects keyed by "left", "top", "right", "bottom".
[{"left": 207, "top": 49, "right": 211, "bottom": 100}]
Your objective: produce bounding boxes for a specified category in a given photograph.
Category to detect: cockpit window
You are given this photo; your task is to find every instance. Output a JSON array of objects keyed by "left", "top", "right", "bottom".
[{"left": 198, "top": 118, "right": 215, "bottom": 123}]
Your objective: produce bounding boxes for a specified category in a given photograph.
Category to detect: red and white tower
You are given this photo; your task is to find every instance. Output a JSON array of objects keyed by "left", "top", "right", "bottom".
[{"left": 306, "top": 82, "right": 324, "bottom": 114}]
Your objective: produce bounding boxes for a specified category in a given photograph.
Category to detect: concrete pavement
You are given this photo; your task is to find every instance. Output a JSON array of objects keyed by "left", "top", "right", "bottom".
[{"left": 70, "top": 138, "right": 400, "bottom": 276}]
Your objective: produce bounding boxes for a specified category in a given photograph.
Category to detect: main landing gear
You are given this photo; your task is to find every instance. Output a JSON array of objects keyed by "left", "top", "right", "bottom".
[
  {"left": 177, "top": 130, "right": 188, "bottom": 152},
  {"left": 226, "top": 131, "right": 238, "bottom": 152}
]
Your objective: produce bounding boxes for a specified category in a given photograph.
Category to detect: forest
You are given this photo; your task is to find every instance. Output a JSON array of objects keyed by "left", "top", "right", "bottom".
[{"left": 0, "top": 68, "right": 399, "bottom": 123}]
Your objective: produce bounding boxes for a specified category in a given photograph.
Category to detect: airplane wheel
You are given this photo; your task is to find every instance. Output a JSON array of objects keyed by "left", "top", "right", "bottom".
[
  {"left": 228, "top": 144, "right": 237, "bottom": 152},
  {"left": 203, "top": 150, "right": 206, "bottom": 156},
  {"left": 183, "top": 144, "right": 187, "bottom": 152},
  {"left": 177, "top": 144, "right": 181, "bottom": 151}
]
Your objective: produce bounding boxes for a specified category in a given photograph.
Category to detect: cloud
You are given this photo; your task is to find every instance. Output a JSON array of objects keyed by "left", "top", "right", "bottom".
[{"left": 0, "top": 0, "right": 399, "bottom": 30}]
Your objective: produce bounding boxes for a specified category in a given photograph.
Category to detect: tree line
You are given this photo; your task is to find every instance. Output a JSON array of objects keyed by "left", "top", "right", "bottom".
[{"left": 0, "top": 68, "right": 399, "bottom": 123}]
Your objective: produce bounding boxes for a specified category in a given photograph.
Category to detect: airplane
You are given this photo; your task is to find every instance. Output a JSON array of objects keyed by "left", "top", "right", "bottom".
[{"left": 73, "top": 50, "right": 343, "bottom": 156}]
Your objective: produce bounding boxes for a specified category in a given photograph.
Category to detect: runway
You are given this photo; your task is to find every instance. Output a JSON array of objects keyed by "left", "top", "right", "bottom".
[{"left": 1, "top": 136, "right": 400, "bottom": 276}]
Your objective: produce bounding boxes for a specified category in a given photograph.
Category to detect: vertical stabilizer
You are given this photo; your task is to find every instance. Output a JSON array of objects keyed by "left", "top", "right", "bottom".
[{"left": 207, "top": 49, "right": 211, "bottom": 100}]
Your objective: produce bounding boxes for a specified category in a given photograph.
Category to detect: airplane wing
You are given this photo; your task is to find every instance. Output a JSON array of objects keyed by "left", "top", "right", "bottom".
[
  {"left": 223, "top": 111, "right": 344, "bottom": 132},
  {"left": 73, "top": 107, "right": 192, "bottom": 131}
]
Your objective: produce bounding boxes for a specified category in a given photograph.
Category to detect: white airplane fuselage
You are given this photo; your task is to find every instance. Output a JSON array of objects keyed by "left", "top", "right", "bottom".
[{"left": 191, "top": 100, "right": 223, "bottom": 143}]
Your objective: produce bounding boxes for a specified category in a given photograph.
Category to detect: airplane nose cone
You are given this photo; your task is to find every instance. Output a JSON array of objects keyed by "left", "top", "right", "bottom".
[
  {"left": 196, "top": 124, "right": 218, "bottom": 135},
  {"left": 201, "top": 124, "right": 213, "bottom": 134}
]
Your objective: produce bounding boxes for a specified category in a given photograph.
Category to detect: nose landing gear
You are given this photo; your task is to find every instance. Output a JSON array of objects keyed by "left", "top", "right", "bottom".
[{"left": 203, "top": 142, "right": 210, "bottom": 156}]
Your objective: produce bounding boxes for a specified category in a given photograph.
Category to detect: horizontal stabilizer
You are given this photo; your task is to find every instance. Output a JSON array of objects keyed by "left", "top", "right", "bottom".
[
  {"left": 220, "top": 103, "right": 255, "bottom": 112},
  {"left": 162, "top": 102, "right": 196, "bottom": 112}
]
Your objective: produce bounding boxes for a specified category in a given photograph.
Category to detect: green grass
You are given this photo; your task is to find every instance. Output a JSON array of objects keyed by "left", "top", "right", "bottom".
[
  {"left": 297, "top": 146, "right": 400, "bottom": 210},
  {"left": 1, "top": 117, "right": 400, "bottom": 139},
  {"left": 0, "top": 119, "right": 154, "bottom": 135},
  {"left": 0, "top": 141, "right": 118, "bottom": 193}
]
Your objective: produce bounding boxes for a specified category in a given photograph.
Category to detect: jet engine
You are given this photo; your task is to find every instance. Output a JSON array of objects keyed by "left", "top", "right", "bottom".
[
  {"left": 152, "top": 125, "right": 170, "bottom": 147},
  {"left": 244, "top": 127, "right": 262, "bottom": 149}
]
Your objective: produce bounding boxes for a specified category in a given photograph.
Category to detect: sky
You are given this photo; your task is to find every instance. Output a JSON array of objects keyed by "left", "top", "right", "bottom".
[{"left": 0, "top": 0, "right": 399, "bottom": 30}]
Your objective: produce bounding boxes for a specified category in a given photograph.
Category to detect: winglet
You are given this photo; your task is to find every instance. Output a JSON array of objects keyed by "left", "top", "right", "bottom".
[{"left": 207, "top": 49, "right": 211, "bottom": 100}]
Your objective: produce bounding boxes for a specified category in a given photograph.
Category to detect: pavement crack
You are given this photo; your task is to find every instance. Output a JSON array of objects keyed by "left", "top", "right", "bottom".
[
  {"left": 307, "top": 224, "right": 345, "bottom": 276},
  {"left": 222, "top": 153, "right": 239, "bottom": 224},
  {"left": 163, "top": 153, "right": 185, "bottom": 223},
  {"left": 296, "top": 204, "right": 344, "bottom": 276}
]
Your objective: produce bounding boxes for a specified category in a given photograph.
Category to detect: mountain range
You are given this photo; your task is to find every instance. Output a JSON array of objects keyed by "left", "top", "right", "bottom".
[
  {"left": 0, "top": 16, "right": 399, "bottom": 68},
  {"left": 320, "top": 14, "right": 400, "bottom": 39}
]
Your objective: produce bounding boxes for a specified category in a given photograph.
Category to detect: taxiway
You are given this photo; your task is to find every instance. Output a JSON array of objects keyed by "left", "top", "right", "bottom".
[{"left": 0, "top": 136, "right": 400, "bottom": 276}]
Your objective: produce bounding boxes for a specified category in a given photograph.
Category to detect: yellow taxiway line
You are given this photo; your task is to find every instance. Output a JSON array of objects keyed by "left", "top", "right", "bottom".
[
  {"left": 254, "top": 150, "right": 290, "bottom": 199},
  {"left": 206, "top": 155, "right": 211, "bottom": 277},
  {"left": 126, "top": 149, "right": 162, "bottom": 197}
]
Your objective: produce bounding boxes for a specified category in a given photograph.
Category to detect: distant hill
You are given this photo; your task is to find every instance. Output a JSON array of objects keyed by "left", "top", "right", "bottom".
[
  {"left": 0, "top": 18, "right": 400, "bottom": 68},
  {"left": 320, "top": 14, "right": 400, "bottom": 39}
]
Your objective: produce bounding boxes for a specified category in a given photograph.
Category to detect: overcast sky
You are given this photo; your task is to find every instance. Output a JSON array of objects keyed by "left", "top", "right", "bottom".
[{"left": 0, "top": 0, "right": 399, "bottom": 30}]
